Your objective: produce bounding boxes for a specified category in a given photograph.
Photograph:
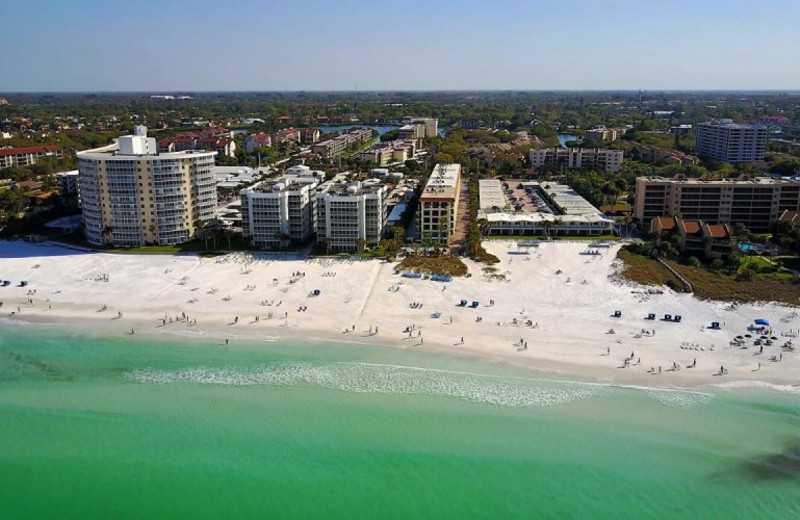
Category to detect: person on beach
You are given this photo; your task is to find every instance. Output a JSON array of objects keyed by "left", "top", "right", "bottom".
[{"left": 225, "top": 339, "right": 229, "bottom": 345}]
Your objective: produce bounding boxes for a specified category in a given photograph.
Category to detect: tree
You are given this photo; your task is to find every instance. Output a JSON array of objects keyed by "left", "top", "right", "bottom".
[{"left": 355, "top": 237, "right": 367, "bottom": 253}]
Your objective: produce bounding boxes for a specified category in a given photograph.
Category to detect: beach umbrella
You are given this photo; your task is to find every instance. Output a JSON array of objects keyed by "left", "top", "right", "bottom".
[
  {"left": 754, "top": 318, "right": 770, "bottom": 326},
  {"left": 744, "top": 334, "right": 752, "bottom": 338}
]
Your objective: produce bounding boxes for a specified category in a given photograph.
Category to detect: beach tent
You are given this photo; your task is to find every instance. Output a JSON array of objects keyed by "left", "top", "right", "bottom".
[{"left": 754, "top": 318, "right": 770, "bottom": 326}]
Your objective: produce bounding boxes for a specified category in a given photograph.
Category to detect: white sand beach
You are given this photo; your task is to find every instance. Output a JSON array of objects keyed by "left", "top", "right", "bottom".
[{"left": 1, "top": 239, "right": 798, "bottom": 387}]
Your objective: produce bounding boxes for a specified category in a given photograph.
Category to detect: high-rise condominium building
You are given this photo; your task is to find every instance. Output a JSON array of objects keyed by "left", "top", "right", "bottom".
[
  {"left": 240, "top": 165, "right": 324, "bottom": 249},
  {"left": 634, "top": 175, "right": 800, "bottom": 232},
  {"left": 419, "top": 163, "right": 462, "bottom": 243},
  {"left": 695, "top": 120, "right": 767, "bottom": 162},
  {"left": 77, "top": 126, "right": 216, "bottom": 247},
  {"left": 315, "top": 178, "right": 388, "bottom": 252}
]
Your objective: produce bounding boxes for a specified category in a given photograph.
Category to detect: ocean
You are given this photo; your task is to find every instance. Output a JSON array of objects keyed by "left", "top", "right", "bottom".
[{"left": 0, "top": 326, "right": 798, "bottom": 519}]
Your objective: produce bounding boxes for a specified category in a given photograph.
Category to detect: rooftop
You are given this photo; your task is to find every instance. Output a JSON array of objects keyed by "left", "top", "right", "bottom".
[{"left": 421, "top": 163, "right": 461, "bottom": 200}]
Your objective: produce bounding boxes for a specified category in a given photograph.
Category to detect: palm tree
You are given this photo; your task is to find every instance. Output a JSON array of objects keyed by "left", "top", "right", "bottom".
[
  {"left": 355, "top": 237, "right": 367, "bottom": 253},
  {"left": 552, "top": 218, "right": 564, "bottom": 237}
]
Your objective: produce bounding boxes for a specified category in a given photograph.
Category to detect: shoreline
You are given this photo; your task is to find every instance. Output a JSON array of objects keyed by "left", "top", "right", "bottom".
[{"left": 1, "top": 239, "right": 798, "bottom": 390}]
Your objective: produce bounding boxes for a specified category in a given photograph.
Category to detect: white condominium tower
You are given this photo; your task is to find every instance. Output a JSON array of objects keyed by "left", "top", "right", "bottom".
[
  {"left": 77, "top": 126, "right": 216, "bottom": 247},
  {"left": 695, "top": 120, "right": 767, "bottom": 162},
  {"left": 240, "top": 165, "right": 324, "bottom": 249},
  {"left": 315, "top": 178, "right": 388, "bottom": 252}
]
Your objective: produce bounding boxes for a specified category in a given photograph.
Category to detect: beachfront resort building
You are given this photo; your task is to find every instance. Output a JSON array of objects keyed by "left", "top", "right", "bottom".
[
  {"left": 634, "top": 175, "right": 800, "bottom": 232},
  {"left": 477, "top": 179, "right": 614, "bottom": 236},
  {"left": 695, "top": 120, "right": 767, "bottom": 162},
  {"left": 240, "top": 165, "right": 325, "bottom": 249},
  {"left": 77, "top": 126, "right": 217, "bottom": 247},
  {"left": 315, "top": 176, "right": 388, "bottom": 252},
  {"left": 419, "top": 163, "right": 462, "bottom": 243},
  {"left": 529, "top": 147, "right": 624, "bottom": 172}
]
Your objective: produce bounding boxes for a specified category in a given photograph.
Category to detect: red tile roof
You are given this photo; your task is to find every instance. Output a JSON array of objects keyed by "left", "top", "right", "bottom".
[
  {"left": 655, "top": 216, "right": 676, "bottom": 230},
  {"left": 705, "top": 224, "right": 729, "bottom": 238},
  {"left": 682, "top": 221, "right": 701, "bottom": 234},
  {"left": 0, "top": 145, "right": 62, "bottom": 157}
]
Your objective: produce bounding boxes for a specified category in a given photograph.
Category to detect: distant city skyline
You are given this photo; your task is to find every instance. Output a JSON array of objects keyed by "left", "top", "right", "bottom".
[{"left": 2, "top": 0, "right": 799, "bottom": 92}]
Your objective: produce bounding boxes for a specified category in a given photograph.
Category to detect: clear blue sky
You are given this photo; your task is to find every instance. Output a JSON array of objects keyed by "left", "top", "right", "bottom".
[{"left": 2, "top": 0, "right": 798, "bottom": 91}]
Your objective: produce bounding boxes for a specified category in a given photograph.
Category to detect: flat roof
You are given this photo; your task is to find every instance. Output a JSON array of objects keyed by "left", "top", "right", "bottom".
[
  {"left": 637, "top": 176, "right": 799, "bottom": 185},
  {"left": 421, "top": 163, "right": 460, "bottom": 200},
  {"left": 77, "top": 142, "right": 216, "bottom": 161},
  {"left": 478, "top": 179, "right": 507, "bottom": 210},
  {"left": 478, "top": 180, "right": 612, "bottom": 224}
]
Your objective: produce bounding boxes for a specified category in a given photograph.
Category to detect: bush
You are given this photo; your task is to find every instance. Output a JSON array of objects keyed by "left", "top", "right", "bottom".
[{"left": 736, "top": 267, "right": 756, "bottom": 282}]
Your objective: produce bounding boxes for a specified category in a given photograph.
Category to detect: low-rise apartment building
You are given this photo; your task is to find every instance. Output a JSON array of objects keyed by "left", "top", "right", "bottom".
[
  {"left": 312, "top": 128, "right": 374, "bottom": 161},
  {"left": 651, "top": 216, "right": 734, "bottom": 258},
  {"left": 584, "top": 126, "right": 627, "bottom": 142},
  {"left": 357, "top": 139, "right": 417, "bottom": 166},
  {"left": 0, "top": 145, "right": 64, "bottom": 169},
  {"left": 240, "top": 166, "right": 324, "bottom": 249},
  {"left": 634, "top": 175, "right": 800, "bottom": 232},
  {"left": 419, "top": 163, "right": 462, "bottom": 243},
  {"left": 529, "top": 147, "right": 623, "bottom": 172},
  {"left": 478, "top": 180, "right": 614, "bottom": 236},
  {"left": 244, "top": 133, "right": 272, "bottom": 151},
  {"left": 315, "top": 177, "right": 388, "bottom": 252}
]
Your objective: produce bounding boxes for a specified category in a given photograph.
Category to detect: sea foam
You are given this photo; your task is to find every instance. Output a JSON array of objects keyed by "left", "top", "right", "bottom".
[{"left": 125, "top": 362, "right": 600, "bottom": 408}]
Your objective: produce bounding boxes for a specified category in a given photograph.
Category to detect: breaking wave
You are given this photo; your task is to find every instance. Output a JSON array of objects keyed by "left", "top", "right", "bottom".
[
  {"left": 125, "top": 362, "right": 600, "bottom": 408},
  {"left": 641, "top": 387, "right": 714, "bottom": 408}
]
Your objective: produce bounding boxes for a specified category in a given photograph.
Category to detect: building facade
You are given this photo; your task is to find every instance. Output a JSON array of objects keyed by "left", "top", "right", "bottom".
[
  {"left": 584, "top": 126, "right": 626, "bottom": 142},
  {"left": 419, "top": 163, "right": 462, "bottom": 243},
  {"left": 634, "top": 175, "right": 800, "bottom": 232},
  {"left": 77, "top": 126, "right": 217, "bottom": 247},
  {"left": 55, "top": 170, "right": 81, "bottom": 208},
  {"left": 529, "top": 147, "right": 623, "bottom": 172},
  {"left": 0, "top": 145, "right": 63, "bottom": 169},
  {"left": 695, "top": 120, "right": 767, "bottom": 162},
  {"left": 315, "top": 178, "right": 388, "bottom": 252},
  {"left": 240, "top": 168, "right": 323, "bottom": 249}
]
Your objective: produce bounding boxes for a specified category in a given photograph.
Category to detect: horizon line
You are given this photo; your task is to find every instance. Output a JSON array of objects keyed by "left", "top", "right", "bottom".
[{"left": 2, "top": 89, "right": 800, "bottom": 96}]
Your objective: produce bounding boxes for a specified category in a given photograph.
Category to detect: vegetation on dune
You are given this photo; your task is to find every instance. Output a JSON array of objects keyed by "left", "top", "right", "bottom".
[{"left": 396, "top": 255, "right": 468, "bottom": 277}]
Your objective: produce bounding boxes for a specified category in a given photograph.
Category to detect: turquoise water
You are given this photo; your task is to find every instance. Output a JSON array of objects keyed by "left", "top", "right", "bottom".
[{"left": 1, "top": 327, "right": 798, "bottom": 519}]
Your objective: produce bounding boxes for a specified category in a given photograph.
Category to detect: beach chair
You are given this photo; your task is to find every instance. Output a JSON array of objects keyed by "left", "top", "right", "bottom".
[
  {"left": 674, "top": 315, "right": 682, "bottom": 323},
  {"left": 646, "top": 313, "right": 656, "bottom": 320},
  {"left": 470, "top": 301, "right": 479, "bottom": 308},
  {"left": 612, "top": 310, "right": 622, "bottom": 318}
]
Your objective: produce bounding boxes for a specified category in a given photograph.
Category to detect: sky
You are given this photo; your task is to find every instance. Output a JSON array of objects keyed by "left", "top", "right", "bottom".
[{"left": 1, "top": 0, "right": 798, "bottom": 92}]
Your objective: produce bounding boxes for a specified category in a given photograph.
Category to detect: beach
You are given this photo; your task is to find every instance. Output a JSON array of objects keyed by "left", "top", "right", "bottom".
[{"left": 1, "top": 239, "right": 798, "bottom": 388}]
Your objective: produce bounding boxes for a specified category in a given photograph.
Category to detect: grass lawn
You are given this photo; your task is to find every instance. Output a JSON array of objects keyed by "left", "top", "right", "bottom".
[{"left": 396, "top": 255, "right": 468, "bottom": 276}]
